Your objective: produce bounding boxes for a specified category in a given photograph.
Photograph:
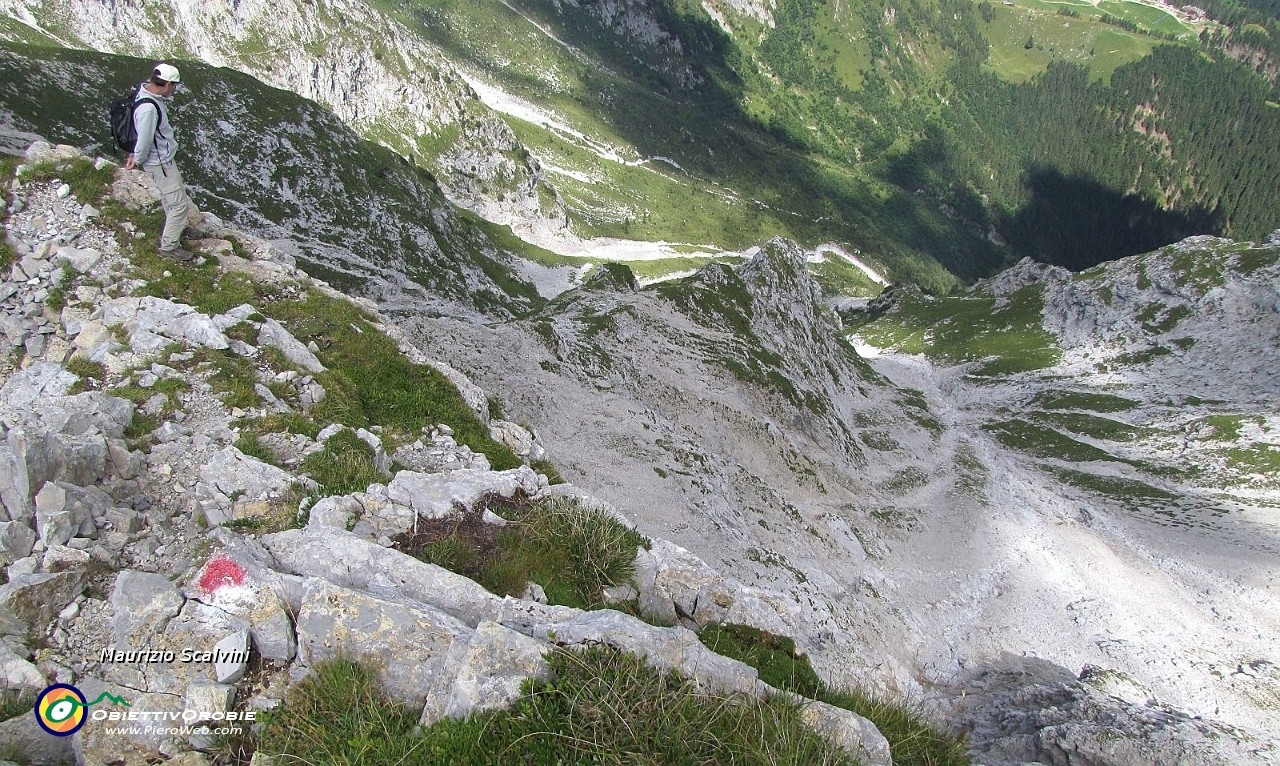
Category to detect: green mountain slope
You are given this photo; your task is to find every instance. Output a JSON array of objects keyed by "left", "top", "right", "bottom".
[
  {"left": 385, "top": 0, "right": 1280, "bottom": 285},
  {"left": 850, "top": 234, "right": 1280, "bottom": 522},
  {"left": 0, "top": 42, "right": 542, "bottom": 318}
]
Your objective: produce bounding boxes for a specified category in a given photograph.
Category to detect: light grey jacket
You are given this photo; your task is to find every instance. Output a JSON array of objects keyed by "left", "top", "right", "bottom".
[{"left": 131, "top": 84, "right": 178, "bottom": 166}]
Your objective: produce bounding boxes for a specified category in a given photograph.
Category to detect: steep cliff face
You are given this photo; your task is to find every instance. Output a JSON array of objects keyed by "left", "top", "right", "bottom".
[
  {"left": 0, "top": 0, "right": 566, "bottom": 232},
  {"left": 406, "top": 238, "right": 954, "bottom": 691}
]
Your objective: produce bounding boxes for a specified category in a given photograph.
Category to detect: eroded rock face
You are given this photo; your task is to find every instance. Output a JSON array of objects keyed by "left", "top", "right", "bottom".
[{"left": 947, "top": 657, "right": 1280, "bottom": 766}]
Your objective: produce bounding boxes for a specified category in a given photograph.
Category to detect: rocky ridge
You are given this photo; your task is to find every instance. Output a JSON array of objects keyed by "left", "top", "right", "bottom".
[
  {"left": 0, "top": 141, "right": 893, "bottom": 765},
  {"left": 405, "top": 222, "right": 1280, "bottom": 761}
]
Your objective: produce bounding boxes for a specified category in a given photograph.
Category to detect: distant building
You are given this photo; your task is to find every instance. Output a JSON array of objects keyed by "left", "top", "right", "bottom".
[{"left": 1181, "top": 5, "right": 1207, "bottom": 21}]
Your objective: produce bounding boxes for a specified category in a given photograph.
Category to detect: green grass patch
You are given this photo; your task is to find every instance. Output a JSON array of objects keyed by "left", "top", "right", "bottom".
[
  {"left": 880, "top": 466, "right": 931, "bottom": 494},
  {"left": 1191, "top": 414, "right": 1259, "bottom": 441},
  {"left": 981, "top": 0, "right": 1157, "bottom": 84},
  {"left": 258, "top": 290, "right": 520, "bottom": 470},
  {"left": 698, "top": 624, "right": 822, "bottom": 697},
  {"left": 19, "top": 157, "right": 116, "bottom": 205},
  {"left": 528, "top": 457, "right": 566, "bottom": 485},
  {"left": 0, "top": 688, "right": 36, "bottom": 722},
  {"left": 984, "top": 418, "right": 1124, "bottom": 463},
  {"left": 1234, "top": 247, "right": 1280, "bottom": 275},
  {"left": 857, "top": 285, "right": 1060, "bottom": 374},
  {"left": 252, "top": 647, "right": 861, "bottom": 765},
  {"left": 954, "top": 441, "right": 990, "bottom": 498},
  {"left": 1042, "top": 464, "right": 1180, "bottom": 507},
  {"left": 253, "top": 411, "right": 323, "bottom": 439},
  {"left": 1113, "top": 344, "right": 1172, "bottom": 366},
  {"left": 235, "top": 431, "right": 280, "bottom": 466},
  {"left": 896, "top": 388, "right": 945, "bottom": 435},
  {"left": 1170, "top": 248, "right": 1228, "bottom": 292},
  {"left": 65, "top": 356, "right": 107, "bottom": 393},
  {"left": 1220, "top": 443, "right": 1280, "bottom": 487},
  {"left": 399, "top": 496, "right": 648, "bottom": 609},
  {"left": 183, "top": 348, "right": 260, "bottom": 410},
  {"left": 1030, "top": 389, "right": 1141, "bottom": 412},
  {"left": 1031, "top": 410, "right": 1156, "bottom": 442},
  {"left": 300, "top": 429, "right": 386, "bottom": 498}
]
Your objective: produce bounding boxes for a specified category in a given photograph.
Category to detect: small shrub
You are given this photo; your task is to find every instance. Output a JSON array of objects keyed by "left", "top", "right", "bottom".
[
  {"left": 0, "top": 688, "right": 36, "bottom": 722},
  {"left": 529, "top": 457, "right": 565, "bottom": 484},
  {"left": 65, "top": 357, "right": 107, "bottom": 393},
  {"left": 522, "top": 498, "right": 649, "bottom": 606}
]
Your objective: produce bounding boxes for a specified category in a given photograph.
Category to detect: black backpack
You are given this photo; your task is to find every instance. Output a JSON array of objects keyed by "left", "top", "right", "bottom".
[{"left": 109, "top": 88, "right": 162, "bottom": 153}]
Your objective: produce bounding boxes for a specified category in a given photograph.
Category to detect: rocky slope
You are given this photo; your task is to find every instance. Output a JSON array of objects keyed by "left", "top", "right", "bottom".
[
  {"left": 407, "top": 238, "right": 1280, "bottom": 762},
  {"left": 0, "top": 0, "right": 567, "bottom": 238},
  {"left": 0, "top": 141, "right": 897, "bottom": 766}
]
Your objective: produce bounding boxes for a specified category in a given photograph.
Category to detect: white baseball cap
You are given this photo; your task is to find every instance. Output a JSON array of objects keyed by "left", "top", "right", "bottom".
[{"left": 153, "top": 63, "right": 181, "bottom": 83}]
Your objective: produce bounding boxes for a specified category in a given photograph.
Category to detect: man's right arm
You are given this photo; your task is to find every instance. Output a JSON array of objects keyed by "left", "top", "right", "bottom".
[{"left": 131, "top": 101, "right": 160, "bottom": 168}]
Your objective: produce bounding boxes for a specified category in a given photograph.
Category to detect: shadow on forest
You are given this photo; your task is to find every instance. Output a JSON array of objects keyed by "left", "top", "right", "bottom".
[
  {"left": 409, "top": 0, "right": 1002, "bottom": 289},
  {"left": 1001, "top": 168, "right": 1223, "bottom": 271}
]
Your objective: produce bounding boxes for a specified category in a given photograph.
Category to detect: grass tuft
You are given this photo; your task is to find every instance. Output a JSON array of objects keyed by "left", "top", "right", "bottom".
[
  {"left": 253, "top": 647, "right": 862, "bottom": 765},
  {"left": 301, "top": 429, "right": 386, "bottom": 497},
  {"left": 397, "top": 496, "right": 648, "bottom": 609},
  {"left": 698, "top": 623, "right": 971, "bottom": 766}
]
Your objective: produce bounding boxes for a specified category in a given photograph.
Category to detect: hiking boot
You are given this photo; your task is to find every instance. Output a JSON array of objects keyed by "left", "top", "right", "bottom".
[
  {"left": 183, "top": 224, "right": 213, "bottom": 240},
  {"left": 158, "top": 246, "right": 196, "bottom": 263}
]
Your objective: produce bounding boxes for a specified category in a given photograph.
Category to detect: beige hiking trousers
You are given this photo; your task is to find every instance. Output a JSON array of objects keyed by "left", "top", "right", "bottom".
[{"left": 144, "top": 160, "right": 204, "bottom": 252}]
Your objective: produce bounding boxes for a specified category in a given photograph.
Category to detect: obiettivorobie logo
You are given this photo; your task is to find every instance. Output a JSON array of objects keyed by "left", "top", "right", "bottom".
[{"left": 34, "top": 684, "right": 131, "bottom": 737}]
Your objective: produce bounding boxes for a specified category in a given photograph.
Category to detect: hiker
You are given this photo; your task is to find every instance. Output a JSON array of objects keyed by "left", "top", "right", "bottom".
[{"left": 123, "top": 63, "right": 207, "bottom": 262}]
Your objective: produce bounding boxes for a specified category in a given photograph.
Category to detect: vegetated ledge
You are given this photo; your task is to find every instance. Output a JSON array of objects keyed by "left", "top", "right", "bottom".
[{"left": 0, "top": 142, "right": 966, "bottom": 765}]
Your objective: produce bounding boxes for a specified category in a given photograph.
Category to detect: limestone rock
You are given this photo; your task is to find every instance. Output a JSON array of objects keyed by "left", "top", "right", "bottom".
[
  {"left": 257, "top": 318, "right": 325, "bottom": 373},
  {"left": 53, "top": 246, "right": 102, "bottom": 274},
  {"left": 488, "top": 419, "right": 543, "bottom": 460},
  {"left": 794, "top": 697, "right": 893, "bottom": 766},
  {"left": 108, "top": 570, "right": 185, "bottom": 649},
  {"left": 34, "top": 481, "right": 106, "bottom": 547},
  {"left": 0, "top": 520, "right": 35, "bottom": 565},
  {"left": 195, "top": 447, "right": 294, "bottom": 526},
  {"left": 0, "top": 639, "right": 45, "bottom": 688},
  {"left": 419, "top": 619, "right": 552, "bottom": 725},
  {"left": 384, "top": 466, "right": 545, "bottom": 526},
  {"left": 101, "top": 296, "right": 230, "bottom": 352},
  {"left": 214, "top": 629, "right": 250, "bottom": 684},
  {"left": 0, "top": 570, "right": 85, "bottom": 635},
  {"left": 0, "top": 711, "right": 75, "bottom": 765},
  {"left": 634, "top": 539, "right": 723, "bottom": 626},
  {"left": 72, "top": 677, "right": 183, "bottom": 766},
  {"left": 181, "top": 534, "right": 301, "bottom": 662},
  {"left": 294, "top": 578, "right": 474, "bottom": 710},
  {"left": 263, "top": 526, "right": 506, "bottom": 627}
]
